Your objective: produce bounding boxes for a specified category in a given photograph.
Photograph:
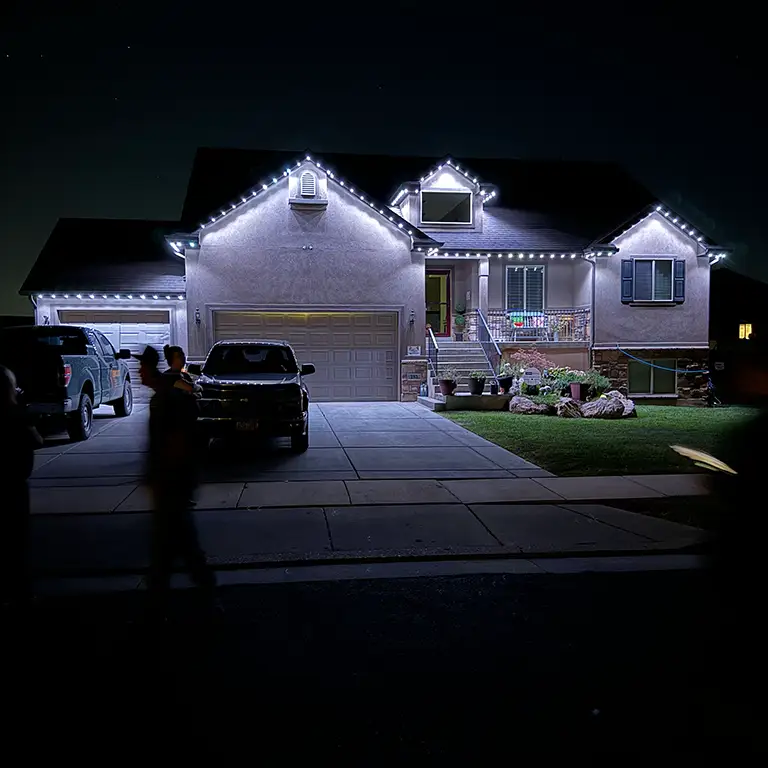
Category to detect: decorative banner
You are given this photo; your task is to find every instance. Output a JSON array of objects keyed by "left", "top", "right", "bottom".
[{"left": 407, "top": 346, "right": 422, "bottom": 356}]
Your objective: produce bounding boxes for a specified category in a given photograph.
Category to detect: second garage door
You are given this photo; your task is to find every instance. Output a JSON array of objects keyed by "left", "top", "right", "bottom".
[
  {"left": 213, "top": 311, "right": 398, "bottom": 402},
  {"left": 58, "top": 310, "right": 171, "bottom": 401}
]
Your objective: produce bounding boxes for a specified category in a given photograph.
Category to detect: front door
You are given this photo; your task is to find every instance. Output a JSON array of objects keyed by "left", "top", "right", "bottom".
[{"left": 426, "top": 270, "right": 451, "bottom": 337}]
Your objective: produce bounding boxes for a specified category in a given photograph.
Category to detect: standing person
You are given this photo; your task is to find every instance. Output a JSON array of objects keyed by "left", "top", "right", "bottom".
[
  {"left": 136, "top": 346, "right": 218, "bottom": 622},
  {"left": 0, "top": 365, "right": 43, "bottom": 612},
  {"left": 163, "top": 344, "right": 196, "bottom": 393}
]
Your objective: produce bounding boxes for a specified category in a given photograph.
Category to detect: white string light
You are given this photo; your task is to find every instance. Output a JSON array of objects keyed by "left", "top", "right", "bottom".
[{"left": 35, "top": 293, "right": 186, "bottom": 301}]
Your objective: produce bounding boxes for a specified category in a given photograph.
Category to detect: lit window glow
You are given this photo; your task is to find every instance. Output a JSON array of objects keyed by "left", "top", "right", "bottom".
[{"left": 739, "top": 323, "right": 753, "bottom": 340}]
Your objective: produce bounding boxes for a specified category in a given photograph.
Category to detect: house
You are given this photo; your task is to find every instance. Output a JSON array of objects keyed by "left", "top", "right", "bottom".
[
  {"left": 709, "top": 267, "right": 768, "bottom": 403},
  {"left": 20, "top": 149, "right": 731, "bottom": 404}
]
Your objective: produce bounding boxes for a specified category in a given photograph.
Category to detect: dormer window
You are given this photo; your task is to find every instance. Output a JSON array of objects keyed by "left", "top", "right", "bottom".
[
  {"left": 421, "top": 191, "right": 472, "bottom": 225},
  {"left": 300, "top": 171, "right": 317, "bottom": 198}
]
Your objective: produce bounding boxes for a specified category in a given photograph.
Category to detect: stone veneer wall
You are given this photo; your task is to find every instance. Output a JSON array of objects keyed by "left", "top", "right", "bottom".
[
  {"left": 463, "top": 312, "right": 478, "bottom": 341},
  {"left": 592, "top": 348, "right": 709, "bottom": 402},
  {"left": 400, "top": 358, "right": 428, "bottom": 401}
]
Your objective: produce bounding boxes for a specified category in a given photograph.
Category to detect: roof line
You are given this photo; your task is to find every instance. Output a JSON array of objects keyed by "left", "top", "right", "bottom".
[{"left": 180, "top": 153, "right": 438, "bottom": 248}]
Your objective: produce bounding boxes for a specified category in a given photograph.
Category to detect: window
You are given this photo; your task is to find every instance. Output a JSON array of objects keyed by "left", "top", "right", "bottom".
[
  {"left": 421, "top": 191, "right": 472, "bottom": 224},
  {"left": 506, "top": 266, "right": 545, "bottom": 312},
  {"left": 628, "top": 358, "right": 677, "bottom": 395},
  {"left": 634, "top": 259, "right": 673, "bottom": 301},
  {"left": 622, "top": 258, "right": 685, "bottom": 303},
  {"left": 739, "top": 323, "right": 753, "bottom": 340},
  {"left": 95, "top": 331, "right": 116, "bottom": 357},
  {"left": 204, "top": 344, "right": 299, "bottom": 376},
  {"left": 300, "top": 171, "right": 317, "bottom": 197}
]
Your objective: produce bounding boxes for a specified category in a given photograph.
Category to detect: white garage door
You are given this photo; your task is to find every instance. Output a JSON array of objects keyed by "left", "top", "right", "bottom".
[
  {"left": 58, "top": 310, "right": 171, "bottom": 401},
  {"left": 213, "top": 311, "right": 398, "bottom": 402}
]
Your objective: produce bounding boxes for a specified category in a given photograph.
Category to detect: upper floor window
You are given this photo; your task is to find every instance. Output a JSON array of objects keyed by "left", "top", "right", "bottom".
[
  {"left": 621, "top": 257, "right": 685, "bottom": 304},
  {"left": 506, "top": 265, "right": 545, "bottom": 312},
  {"left": 421, "top": 191, "right": 472, "bottom": 225},
  {"left": 300, "top": 171, "right": 317, "bottom": 198},
  {"left": 739, "top": 323, "right": 753, "bottom": 340}
]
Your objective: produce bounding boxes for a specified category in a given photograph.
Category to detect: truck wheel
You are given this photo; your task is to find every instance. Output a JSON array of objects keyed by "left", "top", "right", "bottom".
[
  {"left": 67, "top": 393, "right": 94, "bottom": 441},
  {"left": 291, "top": 430, "right": 309, "bottom": 453},
  {"left": 113, "top": 383, "right": 133, "bottom": 417}
]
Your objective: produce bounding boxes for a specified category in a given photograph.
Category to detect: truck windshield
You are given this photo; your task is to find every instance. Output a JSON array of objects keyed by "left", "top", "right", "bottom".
[
  {"left": 204, "top": 345, "right": 298, "bottom": 375},
  {"left": 0, "top": 328, "right": 87, "bottom": 355}
]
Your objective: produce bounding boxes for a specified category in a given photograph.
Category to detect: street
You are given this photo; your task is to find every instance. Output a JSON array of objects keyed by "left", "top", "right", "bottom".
[{"left": 6, "top": 566, "right": 724, "bottom": 757}]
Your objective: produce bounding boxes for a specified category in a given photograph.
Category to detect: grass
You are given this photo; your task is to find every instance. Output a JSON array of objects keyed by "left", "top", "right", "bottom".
[{"left": 445, "top": 405, "right": 756, "bottom": 477}]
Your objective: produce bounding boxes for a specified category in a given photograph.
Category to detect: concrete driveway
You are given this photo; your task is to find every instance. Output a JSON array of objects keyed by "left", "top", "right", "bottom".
[{"left": 31, "top": 401, "right": 545, "bottom": 486}]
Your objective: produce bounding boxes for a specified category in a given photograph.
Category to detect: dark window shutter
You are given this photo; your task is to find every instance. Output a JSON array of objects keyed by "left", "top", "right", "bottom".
[
  {"left": 621, "top": 260, "right": 634, "bottom": 303},
  {"left": 673, "top": 259, "right": 686, "bottom": 303}
]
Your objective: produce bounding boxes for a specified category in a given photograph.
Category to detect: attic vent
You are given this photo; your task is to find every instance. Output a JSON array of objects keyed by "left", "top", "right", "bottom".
[{"left": 300, "top": 171, "right": 317, "bottom": 198}]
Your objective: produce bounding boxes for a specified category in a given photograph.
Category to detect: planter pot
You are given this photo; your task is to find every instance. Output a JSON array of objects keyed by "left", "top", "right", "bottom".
[
  {"left": 490, "top": 382, "right": 499, "bottom": 395},
  {"left": 498, "top": 376, "right": 514, "bottom": 394},
  {"left": 454, "top": 332, "right": 464, "bottom": 341},
  {"left": 439, "top": 380, "right": 457, "bottom": 396},
  {"left": 469, "top": 378, "right": 486, "bottom": 395},
  {"left": 569, "top": 382, "right": 587, "bottom": 400}
]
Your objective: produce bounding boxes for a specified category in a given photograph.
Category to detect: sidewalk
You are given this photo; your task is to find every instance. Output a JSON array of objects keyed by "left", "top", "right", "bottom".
[{"left": 30, "top": 481, "right": 709, "bottom": 581}]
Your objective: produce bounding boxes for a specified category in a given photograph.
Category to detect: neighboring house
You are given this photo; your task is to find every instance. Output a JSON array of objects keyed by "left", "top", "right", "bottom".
[
  {"left": 709, "top": 267, "right": 768, "bottom": 403},
  {"left": 20, "top": 149, "right": 731, "bottom": 403}
]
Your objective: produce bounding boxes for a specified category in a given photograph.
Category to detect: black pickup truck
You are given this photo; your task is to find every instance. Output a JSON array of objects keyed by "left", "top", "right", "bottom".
[
  {"left": 187, "top": 340, "right": 315, "bottom": 452},
  {"left": 0, "top": 325, "right": 133, "bottom": 441}
]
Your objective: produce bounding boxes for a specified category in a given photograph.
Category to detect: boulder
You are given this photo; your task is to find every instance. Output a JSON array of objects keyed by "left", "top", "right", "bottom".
[
  {"left": 604, "top": 390, "right": 638, "bottom": 418},
  {"left": 508, "top": 396, "right": 553, "bottom": 415},
  {"left": 556, "top": 397, "right": 582, "bottom": 418},
  {"left": 580, "top": 396, "right": 625, "bottom": 419}
]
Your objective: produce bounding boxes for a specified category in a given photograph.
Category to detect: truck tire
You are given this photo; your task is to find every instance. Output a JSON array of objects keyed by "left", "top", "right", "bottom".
[
  {"left": 67, "top": 393, "right": 94, "bottom": 441},
  {"left": 113, "top": 382, "right": 133, "bottom": 417}
]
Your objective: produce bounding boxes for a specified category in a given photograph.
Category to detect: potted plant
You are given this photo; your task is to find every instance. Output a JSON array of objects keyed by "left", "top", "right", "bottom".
[
  {"left": 497, "top": 361, "right": 516, "bottom": 393},
  {"left": 454, "top": 301, "right": 467, "bottom": 341},
  {"left": 437, "top": 368, "right": 459, "bottom": 396},
  {"left": 549, "top": 316, "right": 567, "bottom": 342},
  {"left": 566, "top": 371, "right": 589, "bottom": 400},
  {"left": 468, "top": 370, "right": 487, "bottom": 396}
]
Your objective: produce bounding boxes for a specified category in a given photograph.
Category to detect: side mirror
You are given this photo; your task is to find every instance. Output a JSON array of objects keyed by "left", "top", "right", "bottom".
[
  {"left": 300, "top": 364, "right": 316, "bottom": 376},
  {"left": 117, "top": 349, "right": 132, "bottom": 359},
  {"left": 186, "top": 363, "right": 202, "bottom": 376}
]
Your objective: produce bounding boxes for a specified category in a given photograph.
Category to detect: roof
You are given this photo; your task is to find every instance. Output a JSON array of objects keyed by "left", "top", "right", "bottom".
[
  {"left": 20, "top": 218, "right": 185, "bottom": 295},
  {"left": 430, "top": 207, "right": 595, "bottom": 252},
  {"left": 181, "top": 148, "right": 655, "bottom": 246}
]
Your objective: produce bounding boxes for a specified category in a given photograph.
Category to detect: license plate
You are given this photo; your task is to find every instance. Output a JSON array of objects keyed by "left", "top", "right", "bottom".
[{"left": 236, "top": 420, "right": 259, "bottom": 432}]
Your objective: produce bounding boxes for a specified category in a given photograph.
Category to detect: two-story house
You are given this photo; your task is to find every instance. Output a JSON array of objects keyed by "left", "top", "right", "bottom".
[{"left": 21, "top": 149, "right": 729, "bottom": 403}]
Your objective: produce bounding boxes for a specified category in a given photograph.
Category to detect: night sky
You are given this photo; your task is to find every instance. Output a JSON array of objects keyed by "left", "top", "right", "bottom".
[{"left": 1, "top": 3, "right": 761, "bottom": 315}]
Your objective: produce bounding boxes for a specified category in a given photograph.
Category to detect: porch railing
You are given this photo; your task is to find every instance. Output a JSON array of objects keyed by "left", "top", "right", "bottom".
[
  {"left": 475, "top": 310, "right": 501, "bottom": 379},
  {"left": 485, "top": 308, "right": 591, "bottom": 343},
  {"left": 426, "top": 326, "right": 439, "bottom": 379}
]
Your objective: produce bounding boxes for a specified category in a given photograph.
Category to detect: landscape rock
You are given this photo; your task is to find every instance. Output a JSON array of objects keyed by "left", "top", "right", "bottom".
[
  {"left": 556, "top": 397, "right": 582, "bottom": 418},
  {"left": 604, "top": 390, "right": 638, "bottom": 418},
  {"left": 580, "top": 396, "right": 625, "bottom": 419},
  {"left": 508, "top": 396, "right": 554, "bottom": 415}
]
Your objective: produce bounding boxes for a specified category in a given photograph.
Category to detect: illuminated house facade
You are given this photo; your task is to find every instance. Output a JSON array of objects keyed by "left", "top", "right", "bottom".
[{"left": 21, "top": 149, "right": 730, "bottom": 402}]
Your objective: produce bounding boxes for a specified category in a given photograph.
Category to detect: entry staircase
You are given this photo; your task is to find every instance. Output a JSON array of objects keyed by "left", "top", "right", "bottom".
[{"left": 430, "top": 339, "right": 497, "bottom": 395}]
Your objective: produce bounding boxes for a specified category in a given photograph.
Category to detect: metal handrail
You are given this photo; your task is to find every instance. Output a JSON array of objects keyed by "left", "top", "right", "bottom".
[
  {"left": 475, "top": 309, "right": 501, "bottom": 383},
  {"left": 426, "top": 326, "right": 440, "bottom": 379}
]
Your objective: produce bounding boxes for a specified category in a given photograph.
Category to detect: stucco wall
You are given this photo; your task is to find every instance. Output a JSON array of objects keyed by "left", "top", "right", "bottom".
[
  {"left": 488, "top": 259, "right": 590, "bottom": 310},
  {"left": 185, "top": 163, "right": 424, "bottom": 360},
  {"left": 593, "top": 212, "right": 709, "bottom": 346}
]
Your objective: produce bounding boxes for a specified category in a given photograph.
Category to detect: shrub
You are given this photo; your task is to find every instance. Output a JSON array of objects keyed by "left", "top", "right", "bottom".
[
  {"left": 584, "top": 369, "right": 610, "bottom": 398},
  {"left": 503, "top": 347, "right": 556, "bottom": 378},
  {"left": 549, "top": 369, "right": 587, "bottom": 396},
  {"left": 438, "top": 368, "right": 460, "bottom": 382},
  {"left": 520, "top": 382, "right": 540, "bottom": 396},
  {"left": 531, "top": 393, "right": 560, "bottom": 406}
]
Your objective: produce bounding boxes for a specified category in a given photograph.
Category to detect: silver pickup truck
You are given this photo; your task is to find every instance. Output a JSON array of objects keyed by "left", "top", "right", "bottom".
[{"left": 0, "top": 325, "right": 134, "bottom": 441}]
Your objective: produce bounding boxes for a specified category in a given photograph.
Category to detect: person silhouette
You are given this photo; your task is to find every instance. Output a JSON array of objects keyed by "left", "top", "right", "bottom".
[
  {"left": 135, "top": 346, "right": 218, "bottom": 622},
  {"left": 0, "top": 365, "right": 43, "bottom": 612}
]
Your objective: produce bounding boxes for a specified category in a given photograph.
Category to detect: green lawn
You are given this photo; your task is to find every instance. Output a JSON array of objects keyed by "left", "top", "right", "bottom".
[{"left": 445, "top": 405, "right": 756, "bottom": 477}]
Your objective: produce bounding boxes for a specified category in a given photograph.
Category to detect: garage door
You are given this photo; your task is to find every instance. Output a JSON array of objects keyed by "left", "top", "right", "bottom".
[
  {"left": 213, "top": 311, "right": 398, "bottom": 402},
  {"left": 58, "top": 310, "right": 171, "bottom": 402}
]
